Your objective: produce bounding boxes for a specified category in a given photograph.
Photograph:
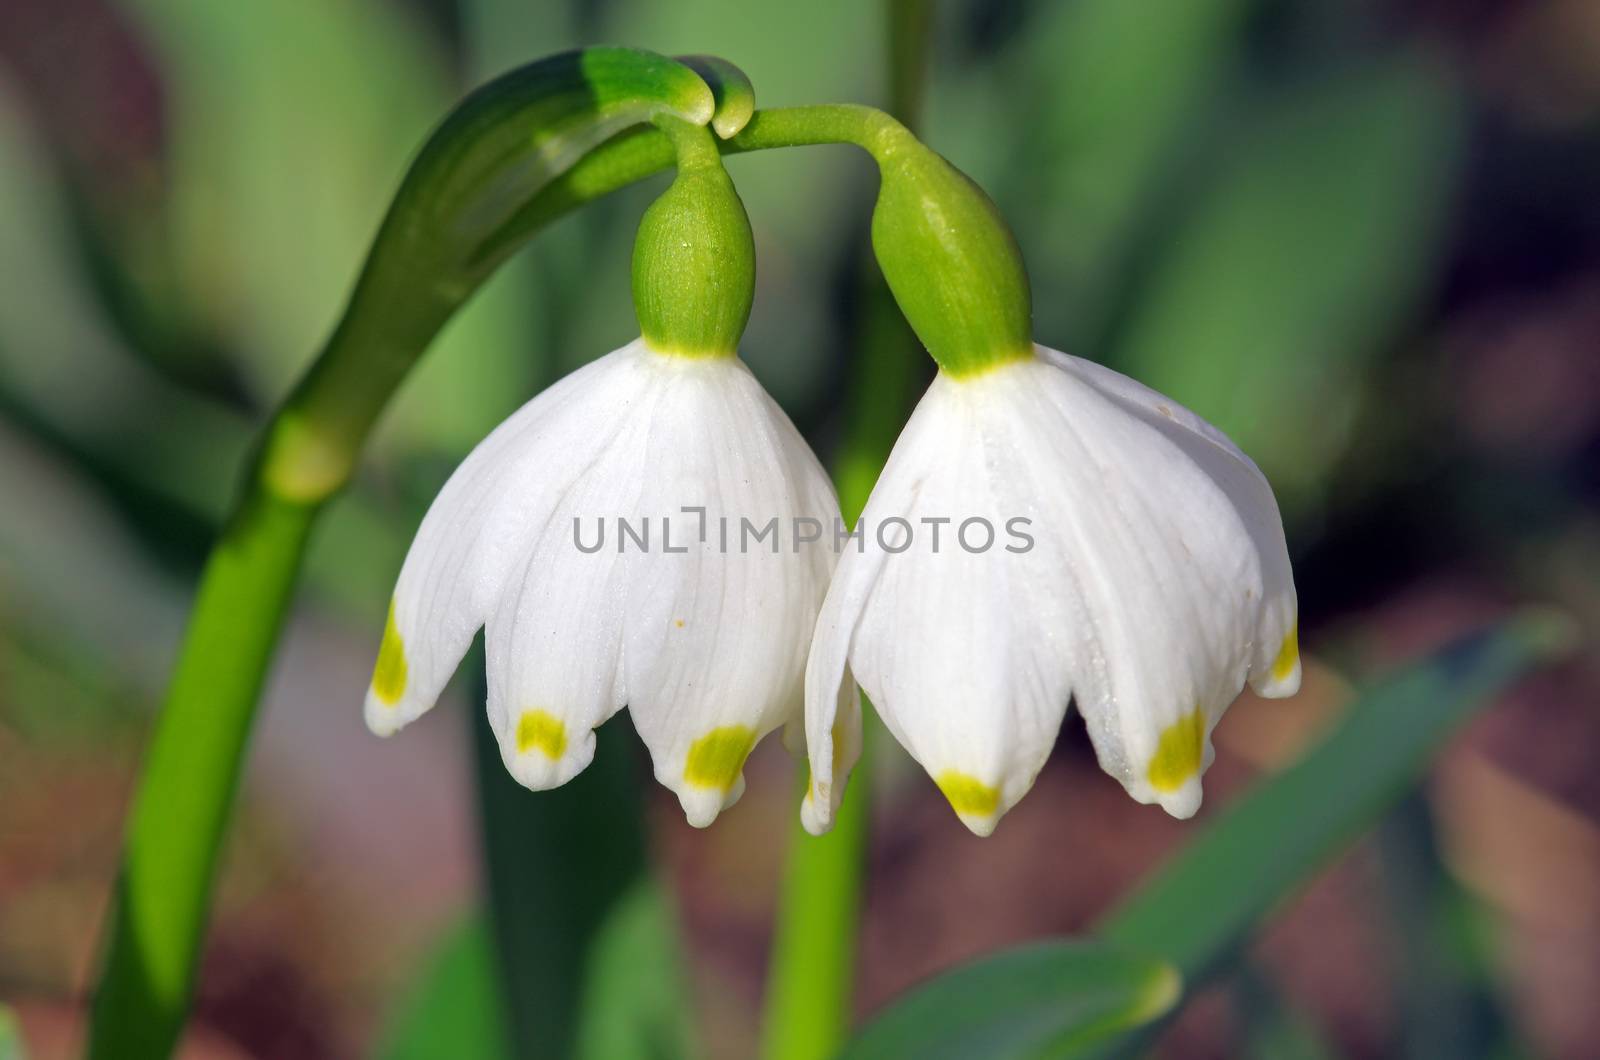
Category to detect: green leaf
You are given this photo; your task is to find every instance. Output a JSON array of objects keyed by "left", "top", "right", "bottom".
[
  {"left": 472, "top": 706, "right": 655, "bottom": 1060},
  {"left": 1108, "top": 52, "right": 1464, "bottom": 511},
  {"left": 0, "top": 81, "right": 248, "bottom": 523},
  {"left": 1002, "top": 0, "right": 1256, "bottom": 346},
  {"left": 840, "top": 940, "right": 1179, "bottom": 1060},
  {"left": 1232, "top": 964, "right": 1342, "bottom": 1060},
  {"left": 122, "top": 1, "right": 709, "bottom": 452},
  {"left": 376, "top": 914, "right": 510, "bottom": 1060},
  {"left": 1098, "top": 616, "right": 1569, "bottom": 994},
  {"left": 0, "top": 1005, "right": 26, "bottom": 1060},
  {"left": 1376, "top": 797, "right": 1526, "bottom": 1059},
  {"left": 573, "top": 882, "right": 699, "bottom": 1060},
  {"left": 120, "top": 0, "right": 492, "bottom": 427}
]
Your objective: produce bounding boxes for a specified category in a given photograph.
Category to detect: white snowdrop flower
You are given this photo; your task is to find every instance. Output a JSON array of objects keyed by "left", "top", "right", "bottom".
[
  {"left": 804, "top": 123, "right": 1303, "bottom": 836},
  {"left": 803, "top": 346, "right": 1299, "bottom": 837},
  {"left": 367, "top": 112, "right": 839, "bottom": 827},
  {"left": 367, "top": 338, "right": 840, "bottom": 826}
]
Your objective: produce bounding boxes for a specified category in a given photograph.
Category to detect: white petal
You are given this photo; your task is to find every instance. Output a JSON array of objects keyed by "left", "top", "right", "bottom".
[
  {"left": 620, "top": 355, "right": 840, "bottom": 827},
  {"left": 364, "top": 342, "right": 652, "bottom": 737}
]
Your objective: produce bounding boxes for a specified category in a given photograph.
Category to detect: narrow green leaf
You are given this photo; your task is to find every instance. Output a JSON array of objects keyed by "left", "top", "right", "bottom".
[
  {"left": 573, "top": 882, "right": 698, "bottom": 1060},
  {"left": 0, "top": 82, "right": 248, "bottom": 523},
  {"left": 1376, "top": 797, "right": 1526, "bottom": 1059},
  {"left": 1109, "top": 52, "right": 1464, "bottom": 509},
  {"left": 1007, "top": 0, "right": 1256, "bottom": 345},
  {"left": 1100, "top": 616, "right": 1569, "bottom": 983},
  {"left": 0, "top": 1005, "right": 25, "bottom": 1060},
  {"left": 377, "top": 914, "right": 510, "bottom": 1060},
  {"left": 473, "top": 706, "right": 651, "bottom": 1060},
  {"left": 840, "top": 940, "right": 1179, "bottom": 1060},
  {"left": 120, "top": 0, "right": 521, "bottom": 444},
  {"left": 1232, "top": 964, "right": 1341, "bottom": 1060}
]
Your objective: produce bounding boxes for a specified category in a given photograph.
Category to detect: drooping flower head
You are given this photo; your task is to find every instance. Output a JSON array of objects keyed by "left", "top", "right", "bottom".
[
  {"left": 804, "top": 131, "right": 1299, "bottom": 836},
  {"left": 367, "top": 117, "right": 841, "bottom": 827}
]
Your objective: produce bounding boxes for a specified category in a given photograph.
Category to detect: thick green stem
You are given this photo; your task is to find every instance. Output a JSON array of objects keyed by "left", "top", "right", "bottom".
[{"left": 89, "top": 487, "right": 314, "bottom": 1059}]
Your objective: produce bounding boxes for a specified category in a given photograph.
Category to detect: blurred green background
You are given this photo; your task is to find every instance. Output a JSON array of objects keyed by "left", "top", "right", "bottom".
[{"left": 2, "top": 0, "right": 1598, "bottom": 1057}]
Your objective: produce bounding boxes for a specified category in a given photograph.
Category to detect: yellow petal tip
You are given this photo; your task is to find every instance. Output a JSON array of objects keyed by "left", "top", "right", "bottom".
[
  {"left": 370, "top": 600, "right": 408, "bottom": 706},
  {"left": 1271, "top": 624, "right": 1300, "bottom": 683},
  {"left": 1147, "top": 708, "right": 1206, "bottom": 793},
  {"left": 684, "top": 725, "right": 755, "bottom": 792},
  {"left": 935, "top": 770, "right": 1001, "bottom": 818},
  {"left": 516, "top": 709, "right": 568, "bottom": 760}
]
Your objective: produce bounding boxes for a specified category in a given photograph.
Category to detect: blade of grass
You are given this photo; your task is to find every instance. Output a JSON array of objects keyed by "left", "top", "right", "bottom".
[
  {"left": 472, "top": 706, "right": 655, "bottom": 1059},
  {"left": 0, "top": 1005, "right": 25, "bottom": 1060},
  {"left": 1376, "top": 795, "right": 1525, "bottom": 1059},
  {"left": 1107, "top": 51, "right": 1463, "bottom": 510},
  {"left": 839, "top": 941, "right": 1179, "bottom": 1060},
  {"left": 851, "top": 619, "right": 1562, "bottom": 1060},
  {"left": 1231, "top": 964, "right": 1341, "bottom": 1060},
  {"left": 1086, "top": 616, "right": 1570, "bottom": 1055},
  {"left": 572, "top": 881, "right": 700, "bottom": 1060},
  {"left": 377, "top": 913, "right": 511, "bottom": 1060}
]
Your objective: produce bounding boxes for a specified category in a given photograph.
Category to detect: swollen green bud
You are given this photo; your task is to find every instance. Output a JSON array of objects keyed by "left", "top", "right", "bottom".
[
  {"left": 632, "top": 119, "right": 755, "bottom": 357},
  {"left": 869, "top": 130, "right": 1033, "bottom": 377}
]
